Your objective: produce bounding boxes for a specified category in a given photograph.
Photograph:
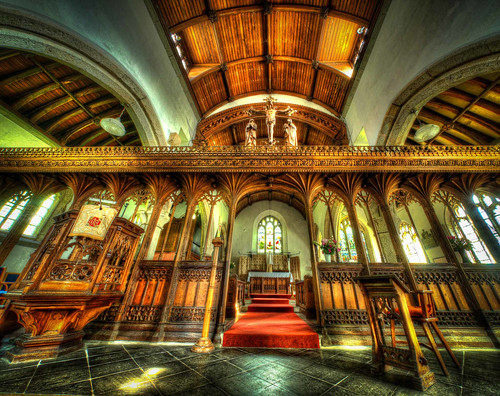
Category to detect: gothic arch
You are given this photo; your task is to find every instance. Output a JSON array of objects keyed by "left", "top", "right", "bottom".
[
  {"left": 0, "top": 6, "right": 164, "bottom": 146},
  {"left": 377, "top": 36, "right": 500, "bottom": 146}
]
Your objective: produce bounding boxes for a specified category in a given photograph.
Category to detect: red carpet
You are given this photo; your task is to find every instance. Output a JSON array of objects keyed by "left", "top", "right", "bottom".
[{"left": 223, "top": 293, "right": 320, "bottom": 349}]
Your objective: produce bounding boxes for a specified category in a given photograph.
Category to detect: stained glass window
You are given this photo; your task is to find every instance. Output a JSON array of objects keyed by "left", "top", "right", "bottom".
[
  {"left": 399, "top": 222, "right": 427, "bottom": 263},
  {"left": 257, "top": 216, "right": 282, "bottom": 253},
  {"left": 473, "top": 194, "right": 500, "bottom": 244},
  {"left": 339, "top": 218, "right": 370, "bottom": 262},
  {"left": 24, "top": 195, "right": 56, "bottom": 236}
]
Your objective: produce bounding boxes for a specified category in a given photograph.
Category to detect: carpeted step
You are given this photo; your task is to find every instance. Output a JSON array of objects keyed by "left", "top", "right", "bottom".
[
  {"left": 222, "top": 312, "right": 320, "bottom": 349},
  {"left": 251, "top": 298, "right": 290, "bottom": 305},
  {"left": 250, "top": 293, "right": 292, "bottom": 299},
  {"left": 248, "top": 304, "right": 294, "bottom": 313}
]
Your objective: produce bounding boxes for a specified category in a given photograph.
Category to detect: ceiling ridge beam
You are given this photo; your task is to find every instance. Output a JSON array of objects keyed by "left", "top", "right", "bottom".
[
  {"left": 169, "top": 5, "right": 367, "bottom": 33},
  {"left": 264, "top": 1, "right": 272, "bottom": 93}
]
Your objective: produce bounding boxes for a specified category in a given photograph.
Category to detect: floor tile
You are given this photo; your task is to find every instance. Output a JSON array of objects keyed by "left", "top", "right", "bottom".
[
  {"left": 173, "top": 383, "right": 228, "bottom": 396},
  {"left": 210, "top": 371, "right": 274, "bottom": 395},
  {"left": 27, "top": 358, "right": 89, "bottom": 391},
  {"left": 247, "top": 362, "right": 297, "bottom": 384},
  {"left": 302, "top": 362, "right": 350, "bottom": 385},
  {"left": 228, "top": 354, "right": 267, "bottom": 371},
  {"left": 274, "top": 371, "right": 332, "bottom": 396},
  {"left": 90, "top": 357, "right": 139, "bottom": 378},
  {"left": 337, "top": 372, "right": 399, "bottom": 396},
  {"left": 92, "top": 368, "right": 155, "bottom": 395},
  {"left": 27, "top": 379, "right": 92, "bottom": 396},
  {"left": 193, "top": 359, "right": 244, "bottom": 380},
  {"left": 134, "top": 355, "right": 190, "bottom": 374},
  {"left": 153, "top": 370, "right": 209, "bottom": 394}
]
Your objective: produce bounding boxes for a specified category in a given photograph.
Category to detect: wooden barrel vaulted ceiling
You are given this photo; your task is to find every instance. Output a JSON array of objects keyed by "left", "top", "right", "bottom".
[
  {"left": 152, "top": 0, "right": 383, "bottom": 146},
  {"left": 407, "top": 72, "right": 500, "bottom": 146},
  {"left": 0, "top": 49, "right": 142, "bottom": 147}
]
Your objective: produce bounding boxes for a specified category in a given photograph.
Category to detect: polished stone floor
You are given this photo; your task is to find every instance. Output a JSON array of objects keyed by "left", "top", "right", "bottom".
[{"left": 0, "top": 343, "right": 498, "bottom": 395}]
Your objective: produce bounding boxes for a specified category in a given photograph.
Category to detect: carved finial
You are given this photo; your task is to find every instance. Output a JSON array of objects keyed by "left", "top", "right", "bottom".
[
  {"left": 220, "top": 63, "right": 228, "bottom": 72},
  {"left": 265, "top": 54, "right": 274, "bottom": 64},
  {"left": 312, "top": 60, "right": 319, "bottom": 70},
  {"left": 264, "top": 1, "right": 273, "bottom": 15},
  {"left": 208, "top": 10, "right": 218, "bottom": 23},
  {"left": 320, "top": 7, "right": 329, "bottom": 19}
]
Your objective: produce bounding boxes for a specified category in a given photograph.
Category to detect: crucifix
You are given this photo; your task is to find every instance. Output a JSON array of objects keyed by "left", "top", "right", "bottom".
[{"left": 246, "top": 96, "right": 295, "bottom": 145}]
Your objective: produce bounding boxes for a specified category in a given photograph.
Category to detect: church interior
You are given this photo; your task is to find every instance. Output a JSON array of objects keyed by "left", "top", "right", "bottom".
[{"left": 0, "top": 0, "right": 499, "bottom": 395}]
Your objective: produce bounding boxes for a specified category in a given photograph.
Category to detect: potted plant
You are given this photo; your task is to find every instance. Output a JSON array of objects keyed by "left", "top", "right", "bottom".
[
  {"left": 447, "top": 235, "right": 473, "bottom": 263},
  {"left": 314, "top": 238, "right": 340, "bottom": 263}
]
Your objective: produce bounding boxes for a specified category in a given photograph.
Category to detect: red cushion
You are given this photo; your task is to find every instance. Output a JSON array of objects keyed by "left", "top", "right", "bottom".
[{"left": 395, "top": 306, "right": 423, "bottom": 317}]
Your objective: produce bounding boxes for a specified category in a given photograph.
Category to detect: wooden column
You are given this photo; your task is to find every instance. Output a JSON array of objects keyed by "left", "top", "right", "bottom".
[
  {"left": 358, "top": 192, "right": 386, "bottom": 263},
  {"left": 115, "top": 175, "right": 176, "bottom": 324},
  {"left": 159, "top": 194, "right": 183, "bottom": 258},
  {"left": 192, "top": 236, "right": 223, "bottom": 353},
  {"left": 0, "top": 174, "right": 63, "bottom": 266},
  {"left": 318, "top": 191, "right": 341, "bottom": 262},
  {"left": 329, "top": 173, "right": 370, "bottom": 274},
  {"left": 156, "top": 174, "right": 211, "bottom": 340},
  {"left": 367, "top": 174, "right": 418, "bottom": 291},
  {"left": 201, "top": 191, "right": 222, "bottom": 260}
]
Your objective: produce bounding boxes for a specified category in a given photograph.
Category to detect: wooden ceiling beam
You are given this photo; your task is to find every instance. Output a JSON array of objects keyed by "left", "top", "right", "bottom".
[
  {"left": 0, "top": 62, "right": 59, "bottom": 87},
  {"left": 417, "top": 108, "right": 492, "bottom": 145},
  {"left": 11, "top": 75, "right": 90, "bottom": 111},
  {"left": 95, "top": 129, "right": 137, "bottom": 147},
  {"left": 264, "top": 1, "right": 272, "bottom": 93},
  {"left": 426, "top": 98, "right": 499, "bottom": 136},
  {"left": 169, "top": 4, "right": 367, "bottom": 33},
  {"left": 0, "top": 50, "right": 20, "bottom": 62},
  {"left": 0, "top": 98, "right": 62, "bottom": 147},
  {"left": 28, "top": 85, "right": 106, "bottom": 124},
  {"left": 190, "top": 56, "right": 348, "bottom": 90},
  {"left": 466, "top": 77, "right": 500, "bottom": 94},
  {"left": 44, "top": 96, "right": 121, "bottom": 134}
]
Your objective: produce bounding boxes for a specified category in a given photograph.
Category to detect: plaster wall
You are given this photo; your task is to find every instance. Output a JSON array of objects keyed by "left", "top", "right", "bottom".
[
  {"left": 0, "top": 0, "right": 199, "bottom": 143},
  {"left": 231, "top": 201, "right": 311, "bottom": 278},
  {"left": 0, "top": 114, "right": 50, "bottom": 147},
  {"left": 345, "top": 0, "right": 500, "bottom": 145}
]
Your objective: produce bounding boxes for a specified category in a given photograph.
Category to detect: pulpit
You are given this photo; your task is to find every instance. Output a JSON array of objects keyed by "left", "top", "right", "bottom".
[
  {"left": 356, "top": 275, "right": 436, "bottom": 391},
  {"left": 248, "top": 271, "right": 292, "bottom": 295}
]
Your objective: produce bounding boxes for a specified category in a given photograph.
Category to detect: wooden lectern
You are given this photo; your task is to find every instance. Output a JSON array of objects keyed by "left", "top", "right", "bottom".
[{"left": 356, "top": 275, "right": 436, "bottom": 391}]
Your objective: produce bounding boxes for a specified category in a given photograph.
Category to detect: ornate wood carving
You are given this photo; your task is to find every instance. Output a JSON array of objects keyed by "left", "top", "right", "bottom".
[{"left": 0, "top": 146, "right": 498, "bottom": 173}]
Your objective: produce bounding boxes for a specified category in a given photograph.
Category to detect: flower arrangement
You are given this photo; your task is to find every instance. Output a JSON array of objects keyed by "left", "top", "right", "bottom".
[
  {"left": 447, "top": 236, "right": 473, "bottom": 251},
  {"left": 314, "top": 238, "right": 340, "bottom": 255}
]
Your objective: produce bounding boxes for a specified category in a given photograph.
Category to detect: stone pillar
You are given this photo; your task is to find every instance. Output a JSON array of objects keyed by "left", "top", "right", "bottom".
[
  {"left": 358, "top": 193, "right": 386, "bottom": 263},
  {"left": 201, "top": 191, "right": 222, "bottom": 260}
]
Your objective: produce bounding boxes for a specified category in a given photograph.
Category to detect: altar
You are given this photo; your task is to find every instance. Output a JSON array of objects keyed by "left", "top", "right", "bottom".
[{"left": 248, "top": 271, "right": 292, "bottom": 295}]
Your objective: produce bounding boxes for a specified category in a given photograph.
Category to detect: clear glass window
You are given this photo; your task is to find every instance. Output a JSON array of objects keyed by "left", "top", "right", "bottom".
[{"left": 399, "top": 222, "right": 427, "bottom": 263}]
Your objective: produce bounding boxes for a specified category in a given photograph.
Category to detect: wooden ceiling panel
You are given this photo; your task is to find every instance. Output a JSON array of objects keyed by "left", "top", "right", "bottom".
[
  {"left": 226, "top": 61, "right": 266, "bottom": 96},
  {"left": 210, "top": 0, "right": 259, "bottom": 10},
  {"left": 270, "top": 11, "right": 322, "bottom": 59},
  {"left": 218, "top": 12, "right": 264, "bottom": 63},
  {"left": 313, "top": 69, "right": 349, "bottom": 112},
  {"left": 0, "top": 49, "right": 142, "bottom": 147},
  {"left": 330, "top": 0, "right": 380, "bottom": 21},
  {"left": 272, "top": 60, "right": 314, "bottom": 96},
  {"left": 182, "top": 22, "right": 220, "bottom": 64},
  {"left": 155, "top": 0, "right": 206, "bottom": 28},
  {"left": 317, "top": 18, "right": 359, "bottom": 62},
  {"left": 271, "top": 0, "right": 329, "bottom": 6},
  {"left": 191, "top": 72, "right": 227, "bottom": 113}
]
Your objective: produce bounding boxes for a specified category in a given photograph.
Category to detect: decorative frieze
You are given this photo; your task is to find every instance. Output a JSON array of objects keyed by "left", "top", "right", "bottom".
[
  {"left": 0, "top": 146, "right": 497, "bottom": 173},
  {"left": 125, "top": 305, "right": 163, "bottom": 322},
  {"left": 168, "top": 307, "right": 216, "bottom": 322}
]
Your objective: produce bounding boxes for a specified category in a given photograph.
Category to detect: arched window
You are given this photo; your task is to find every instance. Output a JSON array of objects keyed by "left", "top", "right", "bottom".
[
  {"left": 0, "top": 193, "right": 56, "bottom": 237},
  {"left": 338, "top": 218, "right": 371, "bottom": 262},
  {"left": 451, "top": 203, "right": 493, "bottom": 263},
  {"left": 473, "top": 194, "right": 500, "bottom": 244},
  {"left": 257, "top": 216, "right": 282, "bottom": 254},
  {"left": 399, "top": 222, "right": 427, "bottom": 263}
]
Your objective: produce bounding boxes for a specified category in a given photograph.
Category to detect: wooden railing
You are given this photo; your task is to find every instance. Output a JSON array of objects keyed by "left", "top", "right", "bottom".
[
  {"left": 295, "top": 276, "right": 315, "bottom": 318},
  {"left": 226, "top": 275, "right": 246, "bottom": 317},
  {"left": 317, "top": 263, "right": 500, "bottom": 329}
]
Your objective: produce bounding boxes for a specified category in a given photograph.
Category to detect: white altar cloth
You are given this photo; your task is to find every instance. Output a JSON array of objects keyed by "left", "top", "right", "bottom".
[{"left": 247, "top": 271, "right": 293, "bottom": 282}]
